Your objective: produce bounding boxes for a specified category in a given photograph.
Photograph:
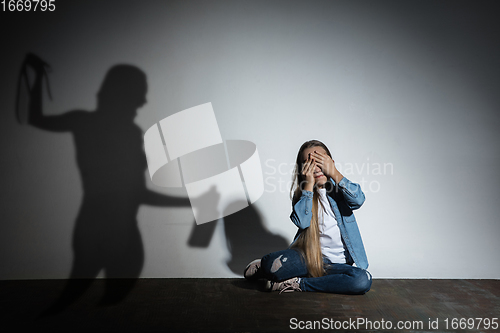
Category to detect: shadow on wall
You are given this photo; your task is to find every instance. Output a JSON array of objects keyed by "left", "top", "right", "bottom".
[
  {"left": 21, "top": 54, "right": 191, "bottom": 314},
  {"left": 188, "top": 200, "right": 289, "bottom": 276}
]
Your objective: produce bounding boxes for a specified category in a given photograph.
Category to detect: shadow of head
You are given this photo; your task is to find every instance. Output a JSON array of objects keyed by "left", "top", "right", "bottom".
[{"left": 97, "top": 65, "right": 148, "bottom": 113}]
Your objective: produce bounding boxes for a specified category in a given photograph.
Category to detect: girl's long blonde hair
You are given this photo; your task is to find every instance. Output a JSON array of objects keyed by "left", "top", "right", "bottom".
[{"left": 290, "top": 140, "right": 332, "bottom": 277}]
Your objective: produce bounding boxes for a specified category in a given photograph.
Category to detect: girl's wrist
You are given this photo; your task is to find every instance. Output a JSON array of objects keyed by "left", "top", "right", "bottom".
[{"left": 332, "top": 169, "right": 343, "bottom": 184}]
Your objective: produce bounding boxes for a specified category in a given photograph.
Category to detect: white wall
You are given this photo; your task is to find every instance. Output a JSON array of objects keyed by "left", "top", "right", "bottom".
[{"left": 1, "top": 0, "right": 499, "bottom": 280}]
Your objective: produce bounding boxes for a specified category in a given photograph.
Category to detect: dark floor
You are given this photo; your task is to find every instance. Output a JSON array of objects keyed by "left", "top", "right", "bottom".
[{"left": 0, "top": 279, "right": 499, "bottom": 332}]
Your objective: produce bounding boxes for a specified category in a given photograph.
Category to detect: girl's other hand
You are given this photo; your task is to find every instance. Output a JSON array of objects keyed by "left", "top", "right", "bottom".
[
  {"left": 311, "top": 150, "right": 336, "bottom": 179},
  {"left": 301, "top": 153, "right": 316, "bottom": 191}
]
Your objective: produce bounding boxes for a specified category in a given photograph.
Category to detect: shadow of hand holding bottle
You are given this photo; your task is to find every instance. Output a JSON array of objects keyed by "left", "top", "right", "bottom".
[
  {"left": 188, "top": 194, "right": 289, "bottom": 277},
  {"left": 22, "top": 53, "right": 191, "bottom": 314}
]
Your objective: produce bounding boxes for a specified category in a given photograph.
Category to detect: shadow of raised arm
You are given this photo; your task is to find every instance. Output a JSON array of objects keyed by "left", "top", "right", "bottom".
[{"left": 25, "top": 53, "right": 83, "bottom": 132}]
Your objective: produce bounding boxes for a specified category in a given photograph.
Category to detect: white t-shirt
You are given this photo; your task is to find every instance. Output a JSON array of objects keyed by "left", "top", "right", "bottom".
[{"left": 318, "top": 188, "right": 346, "bottom": 264}]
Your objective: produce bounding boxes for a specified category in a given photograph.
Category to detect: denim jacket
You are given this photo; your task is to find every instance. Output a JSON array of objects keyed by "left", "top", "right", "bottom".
[{"left": 289, "top": 176, "right": 369, "bottom": 269}]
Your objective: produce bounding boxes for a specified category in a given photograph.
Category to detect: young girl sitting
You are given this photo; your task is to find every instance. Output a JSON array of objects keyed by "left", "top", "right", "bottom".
[{"left": 244, "top": 140, "right": 372, "bottom": 294}]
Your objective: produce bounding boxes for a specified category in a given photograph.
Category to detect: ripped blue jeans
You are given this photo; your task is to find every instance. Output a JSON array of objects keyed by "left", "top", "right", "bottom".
[{"left": 260, "top": 249, "right": 372, "bottom": 294}]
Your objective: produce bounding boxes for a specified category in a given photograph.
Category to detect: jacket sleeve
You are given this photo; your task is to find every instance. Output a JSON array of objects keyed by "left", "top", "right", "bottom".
[
  {"left": 289, "top": 190, "right": 313, "bottom": 230},
  {"left": 336, "top": 176, "right": 365, "bottom": 210}
]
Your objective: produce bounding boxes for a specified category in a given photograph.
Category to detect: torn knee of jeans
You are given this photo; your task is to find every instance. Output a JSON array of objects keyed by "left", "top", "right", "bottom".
[{"left": 270, "top": 255, "right": 284, "bottom": 273}]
